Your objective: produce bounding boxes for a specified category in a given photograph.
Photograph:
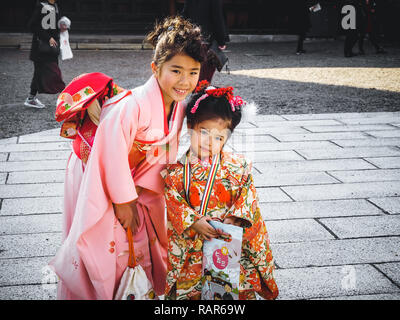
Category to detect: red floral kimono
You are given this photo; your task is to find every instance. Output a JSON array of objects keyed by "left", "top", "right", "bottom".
[{"left": 161, "top": 150, "right": 279, "bottom": 300}]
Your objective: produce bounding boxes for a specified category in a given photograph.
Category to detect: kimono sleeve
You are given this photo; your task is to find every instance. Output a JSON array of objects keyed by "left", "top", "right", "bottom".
[
  {"left": 224, "top": 159, "right": 259, "bottom": 227},
  {"left": 90, "top": 94, "right": 139, "bottom": 205},
  {"left": 161, "top": 167, "right": 202, "bottom": 236}
]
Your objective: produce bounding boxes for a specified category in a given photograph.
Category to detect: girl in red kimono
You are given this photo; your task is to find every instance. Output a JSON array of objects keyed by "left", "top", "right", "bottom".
[
  {"left": 49, "top": 16, "right": 204, "bottom": 300},
  {"left": 161, "top": 81, "right": 279, "bottom": 300}
]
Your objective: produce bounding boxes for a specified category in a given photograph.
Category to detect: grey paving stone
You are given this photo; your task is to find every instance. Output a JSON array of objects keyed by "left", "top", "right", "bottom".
[
  {"left": 304, "top": 124, "right": 396, "bottom": 133},
  {"left": 365, "top": 157, "right": 400, "bottom": 169},
  {"left": 0, "top": 284, "right": 57, "bottom": 300},
  {"left": 236, "top": 126, "right": 310, "bottom": 135},
  {"left": 0, "top": 232, "right": 62, "bottom": 259},
  {"left": 18, "top": 135, "right": 69, "bottom": 143},
  {"left": 248, "top": 115, "right": 287, "bottom": 122},
  {"left": 272, "top": 132, "right": 368, "bottom": 142},
  {"left": 256, "top": 187, "right": 293, "bottom": 203},
  {"left": 366, "top": 130, "right": 400, "bottom": 138},
  {"left": 0, "top": 214, "right": 62, "bottom": 235},
  {"left": 281, "top": 112, "right": 400, "bottom": 121},
  {"left": 21, "top": 128, "right": 60, "bottom": 137},
  {"left": 0, "top": 197, "right": 63, "bottom": 216},
  {"left": 0, "top": 183, "right": 64, "bottom": 198},
  {"left": 368, "top": 197, "right": 400, "bottom": 214},
  {"left": 258, "top": 159, "right": 375, "bottom": 174},
  {"left": 0, "top": 137, "right": 17, "bottom": 145},
  {"left": 250, "top": 150, "right": 305, "bottom": 162},
  {"left": 317, "top": 293, "right": 400, "bottom": 300},
  {"left": 7, "top": 170, "right": 65, "bottom": 184},
  {"left": 253, "top": 171, "right": 339, "bottom": 187},
  {"left": 339, "top": 117, "right": 400, "bottom": 125},
  {"left": 229, "top": 133, "right": 278, "bottom": 144},
  {"left": 0, "top": 153, "right": 8, "bottom": 162},
  {"left": 8, "top": 150, "right": 71, "bottom": 162},
  {"left": 250, "top": 119, "right": 342, "bottom": 127},
  {"left": 236, "top": 122, "right": 256, "bottom": 129},
  {"left": 232, "top": 141, "right": 341, "bottom": 153},
  {"left": 282, "top": 181, "right": 400, "bottom": 201},
  {"left": 275, "top": 264, "right": 400, "bottom": 300},
  {"left": 0, "top": 257, "right": 56, "bottom": 287},
  {"left": 374, "top": 262, "right": 400, "bottom": 287},
  {"left": 0, "top": 142, "right": 70, "bottom": 153},
  {"left": 0, "top": 172, "right": 6, "bottom": 184},
  {"left": 273, "top": 236, "right": 400, "bottom": 268},
  {"left": 328, "top": 169, "right": 400, "bottom": 183},
  {"left": 260, "top": 199, "right": 384, "bottom": 220},
  {"left": 332, "top": 138, "right": 400, "bottom": 148},
  {"left": 319, "top": 216, "right": 400, "bottom": 239},
  {"left": 0, "top": 160, "right": 68, "bottom": 172},
  {"left": 266, "top": 219, "right": 335, "bottom": 244},
  {"left": 297, "top": 146, "right": 400, "bottom": 160}
]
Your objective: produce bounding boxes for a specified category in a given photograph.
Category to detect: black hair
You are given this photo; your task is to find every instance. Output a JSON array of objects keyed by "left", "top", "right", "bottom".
[
  {"left": 145, "top": 16, "right": 204, "bottom": 66},
  {"left": 186, "top": 87, "right": 242, "bottom": 133}
]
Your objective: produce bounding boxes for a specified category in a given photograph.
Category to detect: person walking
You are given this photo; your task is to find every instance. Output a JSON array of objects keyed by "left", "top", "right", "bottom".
[
  {"left": 24, "top": 0, "right": 65, "bottom": 108},
  {"left": 182, "top": 0, "right": 229, "bottom": 83},
  {"left": 358, "top": 0, "right": 387, "bottom": 54},
  {"left": 289, "top": 0, "right": 312, "bottom": 55},
  {"left": 343, "top": 0, "right": 362, "bottom": 57}
]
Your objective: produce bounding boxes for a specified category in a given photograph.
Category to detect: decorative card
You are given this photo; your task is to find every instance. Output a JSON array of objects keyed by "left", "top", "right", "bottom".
[{"left": 201, "top": 220, "right": 243, "bottom": 300}]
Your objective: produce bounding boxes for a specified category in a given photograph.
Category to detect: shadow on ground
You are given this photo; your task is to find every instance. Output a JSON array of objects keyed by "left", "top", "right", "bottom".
[{"left": 0, "top": 40, "right": 399, "bottom": 138}]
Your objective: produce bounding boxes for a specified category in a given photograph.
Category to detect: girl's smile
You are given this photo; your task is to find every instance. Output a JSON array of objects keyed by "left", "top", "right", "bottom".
[{"left": 151, "top": 53, "right": 201, "bottom": 109}]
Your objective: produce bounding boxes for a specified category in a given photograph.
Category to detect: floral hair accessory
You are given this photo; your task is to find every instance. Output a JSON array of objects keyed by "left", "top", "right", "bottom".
[
  {"left": 195, "top": 80, "right": 210, "bottom": 93},
  {"left": 190, "top": 85, "right": 246, "bottom": 113}
]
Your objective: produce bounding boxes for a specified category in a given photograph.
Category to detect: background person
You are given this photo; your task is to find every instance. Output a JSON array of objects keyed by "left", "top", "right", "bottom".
[
  {"left": 182, "top": 0, "right": 229, "bottom": 83},
  {"left": 25, "top": 0, "right": 65, "bottom": 108}
]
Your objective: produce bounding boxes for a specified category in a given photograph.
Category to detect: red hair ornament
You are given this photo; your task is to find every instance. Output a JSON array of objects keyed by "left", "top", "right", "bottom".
[{"left": 190, "top": 85, "right": 246, "bottom": 114}]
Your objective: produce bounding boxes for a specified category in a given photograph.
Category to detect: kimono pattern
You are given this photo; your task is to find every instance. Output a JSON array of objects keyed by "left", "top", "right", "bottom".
[{"left": 161, "top": 150, "right": 279, "bottom": 300}]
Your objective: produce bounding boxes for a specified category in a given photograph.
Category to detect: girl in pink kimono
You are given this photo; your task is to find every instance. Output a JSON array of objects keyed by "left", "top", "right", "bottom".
[{"left": 49, "top": 16, "right": 203, "bottom": 300}]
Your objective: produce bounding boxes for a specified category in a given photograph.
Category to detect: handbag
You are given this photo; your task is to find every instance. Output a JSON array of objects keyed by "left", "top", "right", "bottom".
[
  {"left": 38, "top": 38, "right": 60, "bottom": 56},
  {"left": 114, "top": 227, "right": 158, "bottom": 300},
  {"left": 208, "top": 40, "right": 229, "bottom": 73}
]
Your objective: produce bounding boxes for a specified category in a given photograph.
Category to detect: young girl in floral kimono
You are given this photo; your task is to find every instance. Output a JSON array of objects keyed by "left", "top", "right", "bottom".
[
  {"left": 49, "top": 16, "right": 203, "bottom": 300},
  {"left": 161, "top": 81, "right": 279, "bottom": 300}
]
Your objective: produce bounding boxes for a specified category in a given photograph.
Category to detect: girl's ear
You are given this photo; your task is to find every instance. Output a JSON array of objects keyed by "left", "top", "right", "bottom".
[{"left": 151, "top": 61, "right": 158, "bottom": 78}]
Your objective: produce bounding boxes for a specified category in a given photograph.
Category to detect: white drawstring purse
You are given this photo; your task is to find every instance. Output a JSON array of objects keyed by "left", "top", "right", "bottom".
[{"left": 114, "top": 227, "right": 158, "bottom": 300}]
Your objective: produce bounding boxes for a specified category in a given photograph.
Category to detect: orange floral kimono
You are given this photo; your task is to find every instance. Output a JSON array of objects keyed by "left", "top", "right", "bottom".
[{"left": 161, "top": 150, "right": 279, "bottom": 300}]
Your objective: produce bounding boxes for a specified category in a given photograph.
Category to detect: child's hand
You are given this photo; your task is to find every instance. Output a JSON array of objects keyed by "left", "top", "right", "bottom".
[
  {"left": 192, "top": 216, "right": 221, "bottom": 241},
  {"left": 114, "top": 200, "right": 140, "bottom": 233}
]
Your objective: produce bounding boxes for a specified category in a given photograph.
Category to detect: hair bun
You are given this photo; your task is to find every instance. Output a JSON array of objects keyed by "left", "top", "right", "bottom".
[{"left": 145, "top": 16, "right": 203, "bottom": 66}]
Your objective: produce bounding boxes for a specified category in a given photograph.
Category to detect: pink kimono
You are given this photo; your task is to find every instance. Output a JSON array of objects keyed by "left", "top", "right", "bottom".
[{"left": 49, "top": 75, "right": 186, "bottom": 300}]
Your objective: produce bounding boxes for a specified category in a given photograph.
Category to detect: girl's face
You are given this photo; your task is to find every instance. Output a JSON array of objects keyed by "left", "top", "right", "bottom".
[
  {"left": 151, "top": 53, "right": 201, "bottom": 108},
  {"left": 189, "top": 118, "right": 230, "bottom": 160}
]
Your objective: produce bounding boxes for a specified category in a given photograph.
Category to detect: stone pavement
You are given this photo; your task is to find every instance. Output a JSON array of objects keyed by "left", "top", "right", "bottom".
[{"left": 1, "top": 111, "right": 400, "bottom": 300}]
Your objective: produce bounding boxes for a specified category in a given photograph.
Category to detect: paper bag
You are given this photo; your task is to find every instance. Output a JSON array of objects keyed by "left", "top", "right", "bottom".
[{"left": 201, "top": 220, "right": 243, "bottom": 300}]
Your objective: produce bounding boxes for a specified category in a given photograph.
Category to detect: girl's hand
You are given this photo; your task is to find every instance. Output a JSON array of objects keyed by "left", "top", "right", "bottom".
[
  {"left": 114, "top": 200, "right": 140, "bottom": 233},
  {"left": 192, "top": 216, "right": 220, "bottom": 241},
  {"left": 49, "top": 37, "right": 57, "bottom": 47}
]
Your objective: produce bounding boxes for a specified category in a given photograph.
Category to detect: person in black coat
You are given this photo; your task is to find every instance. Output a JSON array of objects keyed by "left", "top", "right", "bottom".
[
  {"left": 343, "top": 0, "right": 362, "bottom": 57},
  {"left": 25, "top": 0, "right": 65, "bottom": 108},
  {"left": 358, "top": 0, "right": 386, "bottom": 54},
  {"left": 289, "top": 0, "right": 312, "bottom": 55},
  {"left": 182, "top": 0, "right": 228, "bottom": 83}
]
